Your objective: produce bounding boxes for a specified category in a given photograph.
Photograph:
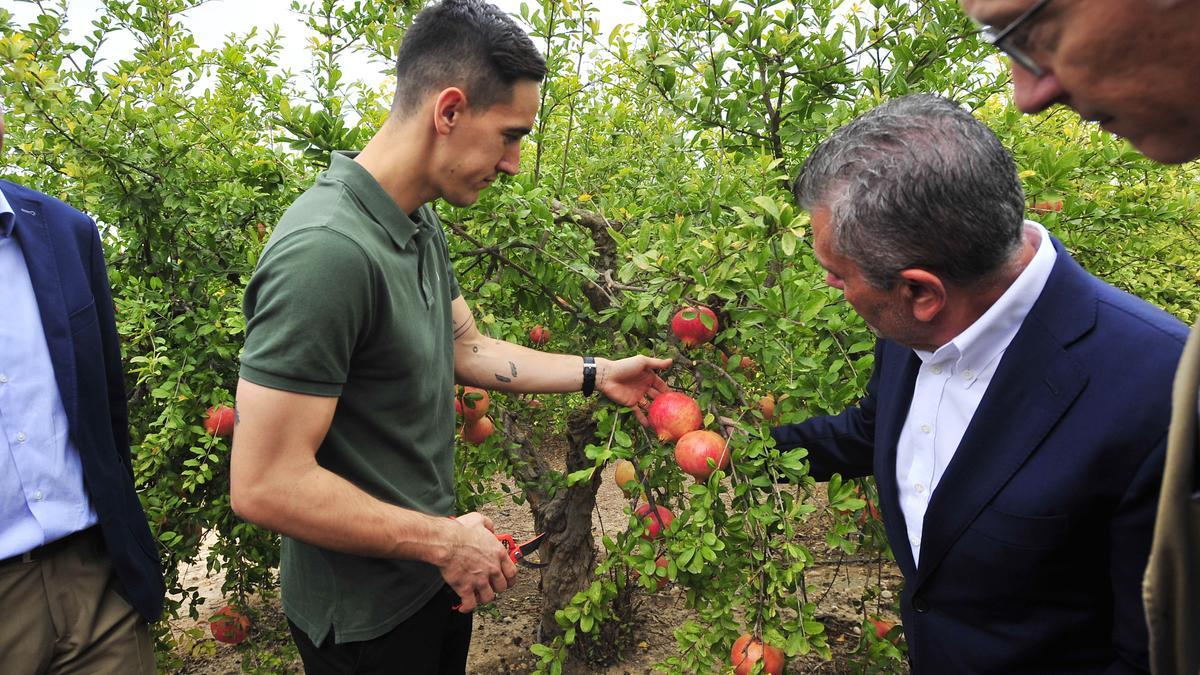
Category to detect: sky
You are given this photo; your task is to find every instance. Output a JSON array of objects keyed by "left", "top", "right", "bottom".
[{"left": 9, "top": 0, "right": 645, "bottom": 90}]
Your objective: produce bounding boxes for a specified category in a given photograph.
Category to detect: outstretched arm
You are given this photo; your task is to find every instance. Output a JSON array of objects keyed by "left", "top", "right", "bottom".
[{"left": 451, "top": 296, "right": 672, "bottom": 423}]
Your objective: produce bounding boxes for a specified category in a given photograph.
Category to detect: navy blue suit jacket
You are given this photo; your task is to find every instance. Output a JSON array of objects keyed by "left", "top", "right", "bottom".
[
  {"left": 2, "top": 180, "right": 164, "bottom": 622},
  {"left": 773, "top": 240, "right": 1187, "bottom": 673}
]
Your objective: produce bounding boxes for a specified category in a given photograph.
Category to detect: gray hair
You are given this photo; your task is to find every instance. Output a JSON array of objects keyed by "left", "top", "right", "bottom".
[{"left": 793, "top": 94, "right": 1026, "bottom": 289}]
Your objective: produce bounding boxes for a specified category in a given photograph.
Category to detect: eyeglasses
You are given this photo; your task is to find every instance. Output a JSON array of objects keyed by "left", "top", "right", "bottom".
[{"left": 977, "top": 0, "right": 1054, "bottom": 77}]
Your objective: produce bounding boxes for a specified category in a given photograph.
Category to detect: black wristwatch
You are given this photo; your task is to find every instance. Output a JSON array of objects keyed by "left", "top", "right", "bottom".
[{"left": 582, "top": 356, "right": 596, "bottom": 397}]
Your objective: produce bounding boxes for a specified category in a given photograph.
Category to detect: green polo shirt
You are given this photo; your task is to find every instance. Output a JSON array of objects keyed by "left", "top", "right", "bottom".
[{"left": 240, "top": 152, "right": 461, "bottom": 645}]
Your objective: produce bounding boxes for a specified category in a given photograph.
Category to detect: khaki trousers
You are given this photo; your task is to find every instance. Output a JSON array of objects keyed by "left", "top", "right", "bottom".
[{"left": 0, "top": 528, "right": 155, "bottom": 674}]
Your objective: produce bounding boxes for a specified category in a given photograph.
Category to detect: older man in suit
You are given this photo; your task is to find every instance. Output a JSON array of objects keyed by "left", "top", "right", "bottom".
[
  {"left": 956, "top": 2, "right": 1200, "bottom": 670},
  {"left": 771, "top": 94, "right": 1187, "bottom": 673},
  {"left": 0, "top": 100, "right": 164, "bottom": 673}
]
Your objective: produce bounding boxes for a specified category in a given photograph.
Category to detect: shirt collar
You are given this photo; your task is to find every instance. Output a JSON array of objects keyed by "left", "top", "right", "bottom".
[
  {"left": 0, "top": 188, "right": 14, "bottom": 238},
  {"left": 324, "top": 151, "right": 423, "bottom": 248},
  {"left": 916, "top": 221, "right": 1058, "bottom": 383}
]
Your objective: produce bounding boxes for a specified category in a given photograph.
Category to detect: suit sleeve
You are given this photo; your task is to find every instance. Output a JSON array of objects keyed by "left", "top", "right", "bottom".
[
  {"left": 1102, "top": 431, "right": 1164, "bottom": 674},
  {"left": 86, "top": 219, "right": 132, "bottom": 475},
  {"left": 769, "top": 341, "right": 882, "bottom": 481}
]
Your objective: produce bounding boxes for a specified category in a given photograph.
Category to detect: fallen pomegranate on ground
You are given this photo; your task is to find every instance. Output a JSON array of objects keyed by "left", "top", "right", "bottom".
[
  {"left": 209, "top": 604, "right": 250, "bottom": 645},
  {"left": 871, "top": 617, "right": 898, "bottom": 642},
  {"left": 730, "top": 633, "right": 785, "bottom": 675}
]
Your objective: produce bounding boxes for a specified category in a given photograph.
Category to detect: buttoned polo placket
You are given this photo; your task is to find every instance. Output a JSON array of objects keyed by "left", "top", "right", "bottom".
[{"left": 326, "top": 153, "right": 437, "bottom": 310}]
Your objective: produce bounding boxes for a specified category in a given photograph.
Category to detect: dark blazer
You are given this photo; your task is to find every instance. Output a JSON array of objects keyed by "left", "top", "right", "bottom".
[
  {"left": 773, "top": 240, "right": 1187, "bottom": 674},
  {"left": 2, "top": 180, "right": 164, "bottom": 622}
]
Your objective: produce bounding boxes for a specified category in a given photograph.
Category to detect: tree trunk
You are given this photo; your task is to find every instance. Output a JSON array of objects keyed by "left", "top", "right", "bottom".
[{"left": 500, "top": 408, "right": 603, "bottom": 647}]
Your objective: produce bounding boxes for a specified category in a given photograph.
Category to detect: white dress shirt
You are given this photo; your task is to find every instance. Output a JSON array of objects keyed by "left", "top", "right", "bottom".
[
  {"left": 0, "top": 187, "right": 98, "bottom": 560},
  {"left": 896, "top": 222, "right": 1057, "bottom": 566}
]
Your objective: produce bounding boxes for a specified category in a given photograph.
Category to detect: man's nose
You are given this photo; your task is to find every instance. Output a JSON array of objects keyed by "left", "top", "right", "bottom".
[
  {"left": 497, "top": 144, "right": 521, "bottom": 176},
  {"left": 1010, "top": 61, "right": 1066, "bottom": 115}
]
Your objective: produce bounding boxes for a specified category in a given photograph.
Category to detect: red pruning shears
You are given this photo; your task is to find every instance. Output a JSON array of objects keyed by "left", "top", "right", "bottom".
[
  {"left": 499, "top": 531, "right": 549, "bottom": 569},
  {"left": 452, "top": 532, "right": 548, "bottom": 610}
]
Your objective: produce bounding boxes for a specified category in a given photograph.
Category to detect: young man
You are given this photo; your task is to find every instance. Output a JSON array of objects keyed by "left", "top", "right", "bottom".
[
  {"left": 957, "top": 1, "right": 1200, "bottom": 670},
  {"left": 229, "top": 1, "right": 671, "bottom": 672},
  {"left": 0, "top": 100, "right": 164, "bottom": 673},
  {"left": 771, "top": 94, "right": 1187, "bottom": 673}
]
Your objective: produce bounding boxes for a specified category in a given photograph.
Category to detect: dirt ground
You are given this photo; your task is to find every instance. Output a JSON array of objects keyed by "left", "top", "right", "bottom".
[{"left": 169, "top": 438, "right": 904, "bottom": 674}]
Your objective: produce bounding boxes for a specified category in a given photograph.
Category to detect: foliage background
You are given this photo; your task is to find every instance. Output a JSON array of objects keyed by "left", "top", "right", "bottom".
[{"left": 2, "top": 0, "right": 1196, "bottom": 671}]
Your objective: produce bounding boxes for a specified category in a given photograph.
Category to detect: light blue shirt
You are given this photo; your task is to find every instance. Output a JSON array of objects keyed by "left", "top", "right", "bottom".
[{"left": 0, "top": 187, "right": 98, "bottom": 559}]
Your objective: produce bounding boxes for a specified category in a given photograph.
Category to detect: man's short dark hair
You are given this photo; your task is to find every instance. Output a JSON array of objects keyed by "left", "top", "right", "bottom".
[
  {"left": 392, "top": 0, "right": 547, "bottom": 116},
  {"left": 793, "top": 94, "right": 1026, "bottom": 289}
]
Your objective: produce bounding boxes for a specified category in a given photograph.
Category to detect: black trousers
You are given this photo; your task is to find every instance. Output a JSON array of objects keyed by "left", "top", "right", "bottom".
[{"left": 289, "top": 585, "right": 473, "bottom": 674}]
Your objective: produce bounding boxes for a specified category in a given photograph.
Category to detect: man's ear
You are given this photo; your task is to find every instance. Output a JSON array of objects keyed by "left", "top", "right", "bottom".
[
  {"left": 432, "top": 87, "right": 468, "bottom": 136},
  {"left": 896, "top": 268, "right": 946, "bottom": 323}
]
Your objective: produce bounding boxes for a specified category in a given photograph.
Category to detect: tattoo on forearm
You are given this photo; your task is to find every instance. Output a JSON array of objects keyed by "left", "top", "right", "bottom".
[
  {"left": 493, "top": 360, "right": 518, "bottom": 384},
  {"left": 234, "top": 408, "right": 241, "bottom": 426},
  {"left": 453, "top": 314, "right": 476, "bottom": 340}
]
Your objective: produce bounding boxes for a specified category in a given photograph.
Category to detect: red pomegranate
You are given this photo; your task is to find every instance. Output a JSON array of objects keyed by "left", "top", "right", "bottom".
[
  {"left": 731, "top": 633, "right": 785, "bottom": 675},
  {"left": 461, "top": 416, "right": 495, "bottom": 445},
  {"left": 204, "top": 405, "right": 235, "bottom": 438},
  {"left": 674, "top": 430, "right": 730, "bottom": 481},
  {"left": 459, "top": 387, "right": 490, "bottom": 423},
  {"left": 209, "top": 604, "right": 250, "bottom": 645},
  {"left": 633, "top": 503, "right": 674, "bottom": 539},
  {"left": 671, "top": 306, "right": 719, "bottom": 348},
  {"left": 647, "top": 391, "right": 702, "bottom": 443}
]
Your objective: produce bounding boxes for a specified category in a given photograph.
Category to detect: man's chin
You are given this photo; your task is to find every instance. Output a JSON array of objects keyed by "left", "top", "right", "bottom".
[
  {"left": 1128, "top": 132, "right": 1200, "bottom": 165},
  {"left": 444, "top": 191, "right": 482, "bottom": 208}
]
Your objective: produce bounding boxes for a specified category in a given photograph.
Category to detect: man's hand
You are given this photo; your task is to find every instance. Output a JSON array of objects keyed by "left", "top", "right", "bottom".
[
  {"left": 438, "top": 512, "right": 517, "bottom": 613},
  {"left": 597, "top": 355, "right": 673, "bottom": 425}
]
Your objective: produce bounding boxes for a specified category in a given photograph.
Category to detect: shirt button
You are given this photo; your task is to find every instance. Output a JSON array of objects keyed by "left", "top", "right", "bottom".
[
  {"left": 0, "top": 374, "right": 8, "bottom": 383},
  {"left": 920, "top": 423, "right": 931, "bottom": 434},
  {"left": 910, "top": 535, "right": 921, "bottom": 546},
  {"left": 963, "top": 369, "right": 974, "bottom": 380},
  {"left": 15, "top": 432, "right": 27, "bottom": 443},
  {"left": 931, "top": 366, "right": 942, "bottom": 375},
  {"left": 915, "top": 483, "right": 926, "bottom": 494},
  {"left": 32, "top": 490, "right": 43, "bottom": 501}
]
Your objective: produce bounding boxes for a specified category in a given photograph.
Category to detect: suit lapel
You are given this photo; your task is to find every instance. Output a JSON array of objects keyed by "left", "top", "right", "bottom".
[
  {"left": 912, "top": 243, "right": 1093, "bottom": 590},
  {"left": 874, "top": 343, "right": 922, "bottom": 578},
  {"left": 8, "top": 188, "right": 79, "bottom": 426}
]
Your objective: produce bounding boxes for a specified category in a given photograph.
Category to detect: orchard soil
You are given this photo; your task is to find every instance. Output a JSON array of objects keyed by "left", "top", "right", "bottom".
[{"left": 171, "top": 436, "right": 903, "bottom": 674}]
